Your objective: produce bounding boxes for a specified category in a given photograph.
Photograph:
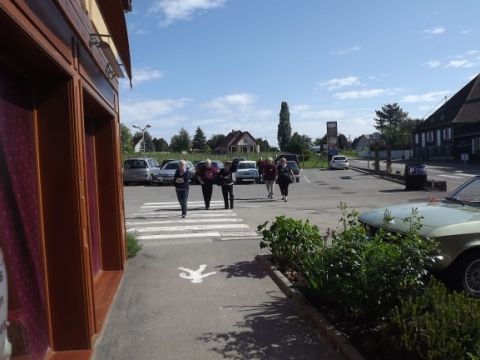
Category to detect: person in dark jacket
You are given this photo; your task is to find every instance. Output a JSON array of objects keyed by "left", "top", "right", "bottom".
[
  {"left": 173, "top": 160, "right": 190, "bottom": 217},
  {"left": 276, "top": 157, "right": 294, "bottom": 202},
  {"left": 196, "top": 159, "right": 218, "bottom": 209},
  {"left": 262, "top": 157, "right": 277, "bottom": 199},
  {"left": 217, "top": 161, "right": 234, "bottom": 209}
]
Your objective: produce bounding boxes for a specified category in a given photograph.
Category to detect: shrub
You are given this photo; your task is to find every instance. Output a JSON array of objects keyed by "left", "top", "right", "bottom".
[
  {"left": 387, "top": 279, "right": 480, "bottom": 360},
  {"left": 126, "top": 231, "right": 142, "bottom": 258},
  {"left": 258, "top": 216, "right": 324, "bottom": 271}
]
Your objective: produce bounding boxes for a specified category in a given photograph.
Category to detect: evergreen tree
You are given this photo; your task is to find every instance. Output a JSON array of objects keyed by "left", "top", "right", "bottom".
[
  {"left": 120, "top": 123, "right": 133, "bottom": 152},
  {"left": 170, "top": 128, "right": 191, "bottom": 152},
  {"left": 152, "top": 137, "right": 169, "bottom": 152},
  {"left": 207, "top": 134, "right": 226, "bottom": 150},
  {"left": 374, "top": 103, "right": 409, "bottom": 172},
  {"left": 277, "top": 101, "right": 292, "bottom": 151},
  {"left": 192, "top": 126, "right": 207, "bottom": 150}
]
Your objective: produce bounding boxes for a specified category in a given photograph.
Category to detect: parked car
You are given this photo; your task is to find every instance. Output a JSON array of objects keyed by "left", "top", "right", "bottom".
[
  {"left": 329, "top": 155, "right": 349, "bottom": 170},
  {"left": 192, "top": 160, "right": 224, "bottom": 184},
  {"left": 231, "top": 157, "right": 246, "bottom": 172},
  {"left": 275, "top": 153, "right": 299, "bottom": 165},
  {"left": 287, "top": 161, "right": 300, "bottom": 183},
  {"left": 359, "top": 176, "right": 480, "bottom": 297},
  {"left": 235, "top": 160, "right": 259, "bottom": 183},
  {"left": 153, "top": 160, "right": 195, "bottom": 185},
  {"left": 123, "top": 158, "right": 161, "bottom": 185},
  {"left": 160, "top": 159, "right": 176, "bottom": 168}
]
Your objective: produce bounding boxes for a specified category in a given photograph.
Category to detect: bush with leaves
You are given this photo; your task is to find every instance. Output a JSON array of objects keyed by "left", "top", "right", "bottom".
[
  {"left": 258, "top": 216, "right": 324, "bottom": 271},
  {"left": 386, "top": 279, "right": 480, "bottom": 360},
  {"left": 126, "top": 231, "right": 142, "bottom": 258}
]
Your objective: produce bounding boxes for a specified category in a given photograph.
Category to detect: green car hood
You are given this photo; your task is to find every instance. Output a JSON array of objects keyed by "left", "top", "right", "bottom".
[{"left": 359, "top": 201, "right": 480, "bottom": 238}]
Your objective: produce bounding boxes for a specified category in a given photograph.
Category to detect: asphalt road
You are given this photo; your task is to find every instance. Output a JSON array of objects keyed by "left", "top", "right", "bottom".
[{"left": 94, "top": 169, "right": 446, "bottom": 360}]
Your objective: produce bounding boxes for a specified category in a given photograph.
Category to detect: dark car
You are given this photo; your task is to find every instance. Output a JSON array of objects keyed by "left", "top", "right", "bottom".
[
  {"left": 192, "top": 160, "right": 224, "bottom": 184},
  {"left": 287, "top": 161, "right": 300, "bottom": 182},
  {"left": 275, "top": 153, "right": 299, "bottom": 165}
]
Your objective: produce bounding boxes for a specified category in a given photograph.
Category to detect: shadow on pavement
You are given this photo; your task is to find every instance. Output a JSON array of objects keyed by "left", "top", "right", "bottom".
[
  {"left": 197, "top": 294, "right": 338, "bottom": 360},
  {"left": 215, "top": 260, "right": 268, "bottom": 279}
]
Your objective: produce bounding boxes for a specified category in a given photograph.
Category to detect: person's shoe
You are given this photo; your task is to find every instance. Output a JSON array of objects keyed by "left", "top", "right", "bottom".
[
  {"left": 225, "top": 205, "right": 229, "bottom": 209},
  {"left": 206, "top": 206, "right": 210, "bottom": 210},
  {"left": 284, "top": 196, "right": 288, "bottom": 202},
  {"left": 182, "top": 214, "right": 186, "bottom": 218}
]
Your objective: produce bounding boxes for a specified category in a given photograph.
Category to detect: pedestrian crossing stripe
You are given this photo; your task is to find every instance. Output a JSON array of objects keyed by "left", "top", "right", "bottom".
[
  {"left": 128, "top": 212, "right": 238, "bottom": 219},
  {"left": 141, "top": 203, "right": 225, "bottom": 209},
  {"left": 128, "top": 223, "right": 250, "bottom": 233},
  {"left": 143, "top": 201, "right": 224, "bottom": 206},
  {"left": 126, "top": 218, "right": 243, "bottom": 226}
]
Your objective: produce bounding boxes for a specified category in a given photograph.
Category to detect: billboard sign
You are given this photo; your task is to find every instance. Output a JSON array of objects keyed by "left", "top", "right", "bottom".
[{"left": 326, "top": 121, "right": 338, "bottom": 149}]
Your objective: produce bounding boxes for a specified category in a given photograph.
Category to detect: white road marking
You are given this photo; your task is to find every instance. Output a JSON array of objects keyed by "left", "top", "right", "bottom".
[
  {"left": 438, "top": 174, "right": 462, "bottom": 179},
  {"left": 137, "top": 232, "right": 221, "bottom": 240},
  {"left": 128, "top": 223, "right": 250, "bottom": 233},
  {"left": 128, "top": 212, "right": 238, "bottom": 219},
  {"left": 178, "top": 265, "right": 216, "bottom": 283},
  {"left": 126, "top": 218, "right": 243, "bottom": 226},
  {"left": 453, "top": 172, "right": 476, "bottom": 177},
  {"left": 301, "top": 170, "right": 311, "bottom": 184},
  {"left": 141, "top": 203, "right": 224, "bottom": 209},
  {"left": 144, "top": 201, "right": 224, "bottom": 206}
]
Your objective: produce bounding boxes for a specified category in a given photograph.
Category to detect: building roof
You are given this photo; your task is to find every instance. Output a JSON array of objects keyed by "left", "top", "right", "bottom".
[
  {"left": 216, "top": 130, "right": 256, "bottom": 149},
  {"left": 417, "top": 74, "right": 480, "bottom": 130}
]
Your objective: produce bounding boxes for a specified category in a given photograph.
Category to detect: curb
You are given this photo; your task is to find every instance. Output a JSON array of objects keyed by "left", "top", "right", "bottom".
[
  {"left": 350, "top": 166, "right": 405, "bottom": 186},
  {"left": 255, "top": 255, "right": 365, "bottom": 360}
]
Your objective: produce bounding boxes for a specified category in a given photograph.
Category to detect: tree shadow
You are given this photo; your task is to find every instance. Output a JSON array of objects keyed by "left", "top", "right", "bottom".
[
  {"left": 197, "top": 294, "right": 340, "bottom": 360},
  {"left": 215, "top": 260, "right": 268, "bottom": 279}
]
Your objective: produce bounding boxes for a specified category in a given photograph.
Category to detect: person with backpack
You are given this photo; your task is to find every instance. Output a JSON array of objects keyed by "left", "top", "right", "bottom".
[
  {"left": 276, "top": 157, "right": 295, "bottom": 202},
  {"left": 217, "top": 161, "right": 234, "bottom": 209}
]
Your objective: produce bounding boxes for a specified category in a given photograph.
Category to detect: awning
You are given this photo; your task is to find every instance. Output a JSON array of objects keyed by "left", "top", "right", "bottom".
[{"left": 97, "top": 0, "right": 132, "bottom": 81}]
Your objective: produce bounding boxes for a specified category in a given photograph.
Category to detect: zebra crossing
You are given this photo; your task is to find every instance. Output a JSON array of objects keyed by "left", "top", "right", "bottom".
[{"left": 126, "top": 200, "right": 261, "bottom": 246}]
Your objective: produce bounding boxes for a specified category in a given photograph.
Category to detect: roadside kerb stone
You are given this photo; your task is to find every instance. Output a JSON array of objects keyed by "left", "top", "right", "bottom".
[{"left": 255, "top": 255, "right": 365, "bottom": 360}]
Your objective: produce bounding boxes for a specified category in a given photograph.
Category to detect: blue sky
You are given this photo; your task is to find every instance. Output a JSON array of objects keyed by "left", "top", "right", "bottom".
[{"left": 120, "top": 0, "right": 480, "bottom": 147}]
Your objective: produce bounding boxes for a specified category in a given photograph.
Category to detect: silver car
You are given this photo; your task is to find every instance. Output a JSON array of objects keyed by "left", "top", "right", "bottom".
[
  {"left": 123, "top": 158, "right": 161, "bottom": 185},
  {"left": 235, "top": 161, "right": 259, "bottom": 183},
  {"left": 154, "top": 160, "right": 195, "bottom": 184},
  {"left": 329, "top": 155, "right": 349, "bottom": 170}
]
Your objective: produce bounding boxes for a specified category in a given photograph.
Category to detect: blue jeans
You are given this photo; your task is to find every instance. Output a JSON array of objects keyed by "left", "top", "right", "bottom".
[{"left": 176, "top": 188, "right": 189, "bottom": 215}]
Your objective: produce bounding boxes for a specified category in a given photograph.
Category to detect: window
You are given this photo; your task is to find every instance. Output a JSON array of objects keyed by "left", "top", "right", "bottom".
[
  {"left": 436, "top": 130, "right": 441, "bottom": 146},
  {"left": 415, "top": 133, "right": 419, "bottom": 145},
  {"left": 473, "top": 137, "right": 480, "bottom": 154}
]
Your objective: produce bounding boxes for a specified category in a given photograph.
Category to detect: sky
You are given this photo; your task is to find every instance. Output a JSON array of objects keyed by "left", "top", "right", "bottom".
[{"left": 119, "top": 0, "right": 480, "bottom": 147}]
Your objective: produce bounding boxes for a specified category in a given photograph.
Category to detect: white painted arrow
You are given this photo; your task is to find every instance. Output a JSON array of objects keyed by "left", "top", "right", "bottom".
[{"left": 177, "top": 264, "right": 216, "bottom": 283}]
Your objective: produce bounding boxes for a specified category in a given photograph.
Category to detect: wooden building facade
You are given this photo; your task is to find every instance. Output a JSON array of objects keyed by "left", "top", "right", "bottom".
[{"left": 0, "top": 0, "right": 131, "bottom": 358}]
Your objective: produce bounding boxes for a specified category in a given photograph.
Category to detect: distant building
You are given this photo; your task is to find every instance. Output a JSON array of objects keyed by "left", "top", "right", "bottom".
[
  {"left": 215, "top": 130, "right": 258, "bottom": 154},
  {"left": 413, "top": 74, "right": 480, "bottom": 161},
  {"left": 352, "top": 133, "right": 381, "bottom": 150}
]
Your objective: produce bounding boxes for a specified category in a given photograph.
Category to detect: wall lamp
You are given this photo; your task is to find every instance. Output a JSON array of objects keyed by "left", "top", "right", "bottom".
[{"left": 89, "top": 33, "right": 124, "bottom": 79}]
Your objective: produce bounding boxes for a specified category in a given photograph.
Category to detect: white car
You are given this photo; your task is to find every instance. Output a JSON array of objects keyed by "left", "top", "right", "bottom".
[
  {"left": 329, "top": 155, "right": 349, "bottom": 170},
  {"left": 235, "top": 161, "right": 259, "bottom": 183}
]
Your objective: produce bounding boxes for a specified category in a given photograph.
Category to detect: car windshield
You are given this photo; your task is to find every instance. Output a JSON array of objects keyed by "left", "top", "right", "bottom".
[
  {"left": 124, "top": 159, "right": 146, "bottom": 169},
  {"left": 287, "top": 162, "right": 299, "bottom": 170},
  {"left": 164, "top": 162, "right": 179, "bottom": 170},
  {"left": 333, "top": 156, "right": 346, "bottom": 161},
  {"left": 238, "top": 163, "right": 255, "bottom": 169},
  {"left": 445, "top": 177, "right": 480, "bottom": 206}
]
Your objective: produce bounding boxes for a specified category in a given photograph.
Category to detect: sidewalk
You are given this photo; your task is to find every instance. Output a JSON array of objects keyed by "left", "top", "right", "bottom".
[{"left": 93, "top": 203, "right": 344, "bottom": 359}]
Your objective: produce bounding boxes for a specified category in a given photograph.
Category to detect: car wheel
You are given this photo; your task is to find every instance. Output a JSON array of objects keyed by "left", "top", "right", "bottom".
[
  {"left": 451, "top": 250, "right": 480, "bottom": 297},
  {"left": 296, "top": 178, "right": 299, "bottom": 183}
]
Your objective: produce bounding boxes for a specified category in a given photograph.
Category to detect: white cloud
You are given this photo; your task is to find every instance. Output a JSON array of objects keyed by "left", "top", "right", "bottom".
[
  {"left": 318, "top": 76, "right": 360, "bottom": 91},
  {"left": 445, "top": 59, "right": 476, "bottom": 68},
  {"left": 203, "top": 93, "right": 256, "bottom": 114},
  {"left": 425, "top": 60, "right": 441, "bottom": 68},
  {"left": 461, "top": 29, "right": 472, "bottom": 35},
  {"left": 120, "top": 98, "right": 189, "bottom": 125},
  {"left": 149, "top": 0, "right": 226, "bottom": 26},
  {"left": 401, "top": 91, "right": 449, "bottom": 103},
  {"left": 135, "top": 29, "right": 149, "bottom": 35},
  {"left": 291, "top": 105, "right": 345, "bottom": 120},
  {"left": 329, "top": 45, "right": 362, "bottom": 56},
  {"left": 121, "top": 67, "right": 165, "bottom": 88},
  {"left": 423, "top": 27, "right": 446, "bottom": 35},
  {"left": 334, "top": 89, "right": 386, "bottom": 100}
]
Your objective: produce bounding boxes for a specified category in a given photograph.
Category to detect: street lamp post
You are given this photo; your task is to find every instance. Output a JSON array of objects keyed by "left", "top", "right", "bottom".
[{"left": 132, "top": 124, "right": 151, "bottom": 158}]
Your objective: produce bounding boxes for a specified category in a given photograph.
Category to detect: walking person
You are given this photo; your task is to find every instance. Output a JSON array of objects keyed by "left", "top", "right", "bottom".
[
  {"left": 276, "top": 157, "right": 295, "bottom": 202},
  {"left": 196, "top": 159, "right": 218, "bottom": 209},
  {"left": 217, "top": 161, "right": 234, "bottom": 209},
  {"left": 262, "top": 157, "right": 277, "bottom": 199},
  {"left": 174, "top": 160, "right": 190, "bottom": 218}
]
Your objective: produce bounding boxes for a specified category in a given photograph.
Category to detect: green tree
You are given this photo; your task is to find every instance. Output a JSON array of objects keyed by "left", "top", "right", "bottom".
[
  {"left": 286, "top": 132, "right": 311, "bottom": 154},
  {"left": 143, "top": 131, "right": 154, "bottom": 152},
  {"left": 277, "top": 101, "right": 292, "bottom": 151},
  {"left": 374, "top": 103, "right": 409, "bottom": 172},
  {"left": 255, "top": 138, "right": 270, "bottom": 152},
  {"left": 170, "top": 128, "right": 191, "bottom": 152},
  {"left": 152, "top": 137, "right": 169, "bottom": 152},
  {"left": 132, "top": 131, "right": 143, "bottom": 150},
  {"left": 192, "top": 126, "right": 207, "bottom": 150},
  {"left": 337, "top": 134, "right": 349, "bottom": 149},
  {"left": 207, "top": 134, "right": 225, "bottom": 150},
  {"left": 120, "top": 123, "right": 133, "bottom": 152},
  {"left": 313, "top": 138, "right": 323, "bottom": 146}
]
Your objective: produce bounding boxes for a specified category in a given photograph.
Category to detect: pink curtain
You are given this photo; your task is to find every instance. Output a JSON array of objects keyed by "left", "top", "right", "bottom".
[{"left": 0, "top": 75, "right": 48, "bottom": 358}]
